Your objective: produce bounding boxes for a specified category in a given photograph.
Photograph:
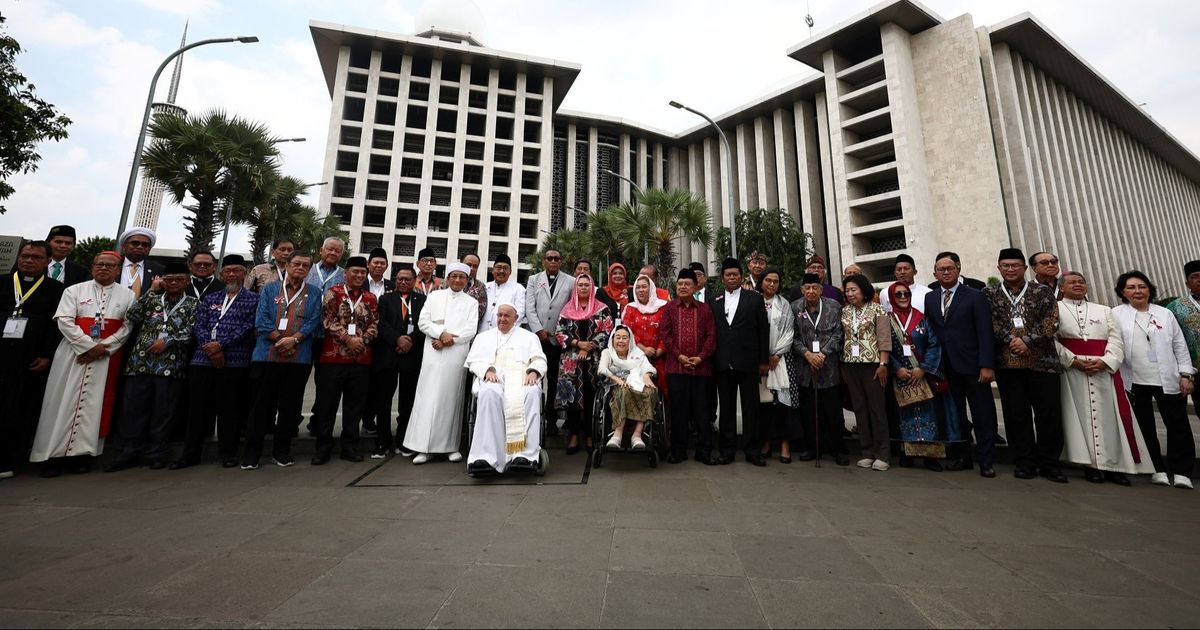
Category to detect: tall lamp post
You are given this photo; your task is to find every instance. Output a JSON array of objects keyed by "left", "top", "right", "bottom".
[
  {"left": 216, "top": 137, "right": 307, "bottom": 263},
  {"left": 116, "top": 35, "right": 260, "bottom": 240},
  {"left": 601, "top": 169, "right": 649, "bottom": 264},
  {"left": 668, "top": 100, "right": 737, "bottom": 260}
]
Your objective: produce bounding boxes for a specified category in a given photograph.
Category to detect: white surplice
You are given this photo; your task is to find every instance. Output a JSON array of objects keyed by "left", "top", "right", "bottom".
[
  {"left": 403, "top": 287, "right": 479, "bottom": 454},
  {"left": 481, "top": 280, "right": 527, "bottom": 332},
  {"left": 1055, "top": 299, "right": 1155, "bottom": 474},
  {"left": 465, "top": 326, "right": 547, "bottom": 472},
  {"left": 30, "top": 281, "right": 135, "bottom": 462}
]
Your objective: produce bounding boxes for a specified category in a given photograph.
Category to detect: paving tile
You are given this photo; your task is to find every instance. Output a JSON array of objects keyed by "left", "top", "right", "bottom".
[
  {"left": 1131, "top": 519, "right": 1200, "bottom": 555},
  {"left": 819, "top": 505, "right": 958, "bottom": 542},
  {"left": 299, "top": 487, "right": 431, "bottom": 520},
  {"left": 602, "top": 572, "right": 766, "bottom": 629},
  {"left": 732, "top": 534, "right": 885, "bottom": 583},
  {"left": 1052, "top": 592, "right": 1200, "bottom": 628},
  {"left": 0, "top": 505, "right": 88, "bottom": 535},
  {"left": 0, "top": 548, "right": 205, "bottom": 612},
  {"left": 1031, "top": 515, "right": 1175, "bottom": 553},
  {"left": 609, "top": 528, "right": 743, "bottom": 577},
  {"left": 507, "top": 487, "right": 618, "bottom": 528},
  {"left": 202, "top": 486, "right": 337, "bottom": 516},
  {"left": 614, "top": 497, "right": 723, "bottom": 532},
  {"left": 618, "top": 477, "right": 712, "bottom": 502},
  {"left": 899, "top": 586, "right": 1090, "bottom": 628},
  {"left": 266, "top": 559, "right": 466, "bottom": 628},
  {"left": 751, "top": 578, "right": 930, "bottom": 629},
  {"left": 980, "top": 545, "right": 1189, "bottom": 598},
  {"left": 0, "top": 608, "right": 91, "bottom": 628},
  {"left": 67, "top": 614, "right": 248, "bottom": 629},
  {"left": 705, "top": 479, "right": 815, "bottom": 505},
  {"left": 0, "top": 476, "right": 168, "bottom": 508},
  {"left": 237, "top": 514, "right": 390, "bottom": 558},
  {"left": 934, "top": 509, "right": 1078, "bottom": 547},
  {"left": 1097, "top": 549, "right": 1200, "bottom": 599},
  {"left": 401, "top": 486, "right": 526, "bottom": 522},
  {"left": 716, "top": 502, "right": 836, "bottom": 536},
  {"left": 478, "top": 521, "right": 612, "bottom": 571},
  {"left": 5, "top": 508, "right": 177, "bottom": 549},
  {"left": 0, "top": 544, "right": 89, "bottom": 583},
  {"left": 348, "top": 519, "right": 499, "bottom": 564},
  {"left": 119, "top": 510, "right": 283, "bottom": 553},
  {"left": 432, "top": 565, "right": 606, "bottom": 628},
  {"left": 848, "top": 538, "right": 1031, "bottom": 590},
  {"left": 127, "top": 552, "right": 340, "bottom": 620},
  {"left": 107, "top": 480, "right": 258, "bottom": 511}
]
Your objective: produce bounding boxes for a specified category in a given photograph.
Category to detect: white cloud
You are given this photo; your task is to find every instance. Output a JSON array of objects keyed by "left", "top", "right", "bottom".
[{"left": 133, "top": 0, "right": 224, "bottom": 18}]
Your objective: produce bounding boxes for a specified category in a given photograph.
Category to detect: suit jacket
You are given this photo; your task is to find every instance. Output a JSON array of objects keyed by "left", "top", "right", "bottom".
[
  {"left": 927, "top": 277, "right": 987, "bottom": 291},
  {"left": 524, "top": 271, "right": 576, "bottom": 335},
  {"left": 373, "top": 291, "right": 426, "bottom": 373},
  {"left": 121, "top": 258, "right": 165, "bottom": 295},
  {"left": 187, "top": 275, "right": 223, "bottom": 300},
  {"left": 923, "top": 284, "right": 994, "bottom": 376},
  {"left": 710, "top": 289, "right": 770, "bottom": 373},
  {"left": 0, "top": 272, "right": 65, "bottom": 365},
  {"left": 49, "top": 258, "right": 90, "bottom": 287}
]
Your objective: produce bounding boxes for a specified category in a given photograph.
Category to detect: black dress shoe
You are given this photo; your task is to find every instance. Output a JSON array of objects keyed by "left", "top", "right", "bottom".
[
  {"left": 1084, "top": 468, "right": 1105, "bottom": 484},
  {"left": 835, "top": 453, "right": 850, "bottom": 467},
  {"left": 311, "top": 452, "right": 331, "bottom": 466},
  {"left": 1104, "top": 471, "right": 1132, "bottom": 486},
  {"left": 1041, "top": 469, "right": 1069, "bottom": 484},
  {"left": 779, "top": 455, "right": 792, "bottom": 464},
  {"left": 923, "top": 459, "right": 944, "bottom": 472},
  {"left": 67, "top": 457, "right": 94, "bottom": 474},
  {"left": 221, "top": 459, "right": 239, "bottom": 469},
  {"left": 667, "top": 453, "right": 685, "bottom": 464},
  {"left": 946, "top": 458, "right": 974, "bottom": 472},
  {"left": 980, "top": 466, "right": 996, "bottom": 478},
  {"left": 39, "top": 463, "right": 63, "bottom": 478},
  {"left": 147, "top": 460, "right": 167, "bottom": 470},
  {"left": 693, "top": 453, "right": 717, "bottom": 466},
  {"left": 1014, "top": 468, "right": 1037, "bottom": 480},
  {"left": 340, "top": 450, "right": 364, "bottom": 463},
  {"left": 717, "top": 454, "right": 735, "bottom": 465},
  {"left": 168, "top": 460, "right": 196, "bottom": 471},
  {"left": 796, "top": 450, "right": 816, "bottom": 461},
  {"left": 748, "top": 454, "right": 767, "bottom": 467},
  {"left": 565, "top": 443, "right": 580, "bottom": 455},
  {"left": 103, "top": 457, "right": 138, "bottom": 473},
  {"left": 995, "top": 434, "right": 1008, "bottom": 446}
]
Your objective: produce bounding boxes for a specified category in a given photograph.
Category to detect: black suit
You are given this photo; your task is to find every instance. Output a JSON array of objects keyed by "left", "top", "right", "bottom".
[
  {"left": 48, "top": 258, "right": 89, "bottom": 287},
  {"left": 359, "top": 278, "right": 395, "bottom": 431},
  {"left": 370, "top": 291, "right": 426, "bottom": 450},
  {"left": 0, "top": 272, "right": 65, "bottom": 472},
  {"left": 122, "top": 258, "right": 164, "bottom": 296},
  {"left": 711, "top": 289, "right": 770, "bottom": 459},
  {"left": 923, "top": 284, "right": 998, "bottom": 469}
]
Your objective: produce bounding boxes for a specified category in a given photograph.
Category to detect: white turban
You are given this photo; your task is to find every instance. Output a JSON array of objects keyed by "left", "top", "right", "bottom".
[
  {"left": 446, "top": 262, "right": 471, "bottom": 277},
  {"left": 119, "top": 227, "right": 157, "bottom": 247}
]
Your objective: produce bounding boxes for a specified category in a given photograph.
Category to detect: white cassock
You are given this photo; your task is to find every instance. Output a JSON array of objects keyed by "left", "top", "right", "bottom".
[
  {"left": 465, "top": 326, "right": 547, "bottom": 472},
  {"left": 880, "top": 281, "right": 931, "bottom": 313},
  {"left": 403, "top": 287, "right": 479, "bottom": 454},
  {"left": 1055, "top": 299, "right": 1154, "bottom": 474},
  {"left": 31, "top": 281, "right": 135, "bottom": 462},
  {"left": 481, "top": 280, "right": 527, "bottom": 332}
]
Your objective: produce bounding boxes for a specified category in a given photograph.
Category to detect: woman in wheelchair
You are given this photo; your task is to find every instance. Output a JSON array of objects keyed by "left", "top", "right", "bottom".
[{"left": 598, "top": 326, "right": 658, "bottom": 451}]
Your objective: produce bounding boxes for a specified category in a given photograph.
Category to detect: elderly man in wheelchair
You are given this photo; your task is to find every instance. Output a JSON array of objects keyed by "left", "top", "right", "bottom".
[{"left": 464, "top": 302, "right": 549, "bottom": 475}]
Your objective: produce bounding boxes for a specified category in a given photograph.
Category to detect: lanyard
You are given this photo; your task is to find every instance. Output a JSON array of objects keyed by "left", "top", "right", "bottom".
[
  {"left": 803, "top": 300, "right": 824, "bottom": 328},
  {"left": 281, "top": 283, "right": 303, "bottom": 313},
  {"left": 316, "top": 265, "right": 335, "bottom": 287},
  {"left": 218, "top": 291, "right": 238, "bottom": 321},
  {"left": 850, "top": 306, "right": 866, "bottom": 340},
  {"left": 12, "top": 273, "right": 45, "bottom": 315},
  {"left": 1135, "top": 311, "right": 1156, "bottom": 343},
  {"left": 159, "top": 294, "right": 188, "bottom": 321},
  {"left": 346, "top": 289, "right": 364, "bottom": 315},
  {"left": 1003, "top": 282, "right": 1029, "bottom": 310},
  {"left": 94, "top": 284, "right": 112, "bottom": 324},
  {"left": 893, "top": 310, "right": 914, "bottom": 338},
  {"left": 190, "top": 276, "right": 214, "bottom": 298},
  {"left": 276, "top": 265, "right": 286, "bottom": 283}
]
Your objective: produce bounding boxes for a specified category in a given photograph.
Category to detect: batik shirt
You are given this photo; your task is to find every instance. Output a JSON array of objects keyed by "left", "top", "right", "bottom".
[
  {"left": 319, "top": 284, "right": 379, "bottom": 365},
  {"left": 791, "top": 297, "right": 843, "bottom": 388},
  {"left": 1167, "top": 294, "right": 1200, "bottom": 370},
  {"left": 191, "top": 289, "right": 258, "bottom": 368},
  {"left": 983, "top": 281, "right": 1061, "bottom": 373},
  {"left": 124, "top": 292, "right": 199, "bottom": 378}
]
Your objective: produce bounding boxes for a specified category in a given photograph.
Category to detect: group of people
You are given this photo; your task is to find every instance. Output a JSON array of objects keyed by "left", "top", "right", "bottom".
[{"left": 1, "top": 224, "right": 1196, "bottom": 489}]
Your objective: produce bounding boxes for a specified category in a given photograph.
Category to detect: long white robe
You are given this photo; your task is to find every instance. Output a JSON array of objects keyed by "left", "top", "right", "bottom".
[
  {"left": 1055, "top": 299, "right": 1154, "bottom": 474},
  {"left": 481, "top": 280, "right": 527, "bottom": 332},
  {"left": 30, "top": 281, "right": 135, "bottom": 462},
  {"left": 403, "top": 288, "right": 479, "bottom": 454},
  {"left": 465, "top": 326, "right": 547, "bottom": 472}
]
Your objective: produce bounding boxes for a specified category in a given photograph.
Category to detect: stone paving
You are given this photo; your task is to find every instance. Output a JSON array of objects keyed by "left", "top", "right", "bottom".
[{"left": 0, "top": 428, "right": 1198, "bottom": 629}]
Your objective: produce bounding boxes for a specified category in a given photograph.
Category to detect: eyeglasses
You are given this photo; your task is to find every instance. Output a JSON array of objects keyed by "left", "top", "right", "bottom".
[
  {"left": 191, "top": 262, "right": 214, "bottom": 267},
  {"left": 418, "top": 257, "right": 436, "bottom": 263},
  {"left": 93, "top": 262, "right": 119, "bottom": 269},
  {"left": 544, "top": 256, "right": 562, "bottom": 261},
  {"left": 934, "top": 267, "right": 958, "bottom": 273},
  {"left": 999, "top": 263, "right": 1026, "bottom": 271},
  {"left": 893, "top": 291, "right": 911, "bottom": 298},
  {"left": 125, "top": 240, "right": 151, "bottom": 248},
  {"left": 1035, "top": 258, "right": 1060, "bottom": 266}
]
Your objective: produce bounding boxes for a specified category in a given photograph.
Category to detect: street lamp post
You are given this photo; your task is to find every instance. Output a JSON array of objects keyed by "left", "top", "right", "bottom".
[
  {"left": 216, "top": 137, "right": 308, "bottom": 264},
  {"left": 669, "top": 100, "right": 737, "bottom": 260},
  {"left": 116, "top": 35, "right": 260, "bottom": 240},
  {"left": 602, "top": 169, "right": 649, "bottom": 265}
]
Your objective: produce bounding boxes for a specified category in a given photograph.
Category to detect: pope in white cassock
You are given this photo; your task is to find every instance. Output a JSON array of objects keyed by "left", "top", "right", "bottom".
[
  {"left": 1054, "top": 272, "right": 1154, "bottom": 484},
  {"left": 404, "top": 262, "right": 479, "bottom": 464},
  {"left": 465, "top": 302, "right": 547, "bottom": 474},
  {"left": 31, "top": 252, "right": 135, "bottom": 470}
]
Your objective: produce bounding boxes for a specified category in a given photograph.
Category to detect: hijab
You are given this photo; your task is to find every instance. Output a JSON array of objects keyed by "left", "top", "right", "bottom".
[
  {"left": 624, "top": 274, "right": 668, "bottom": 315},
  {"left": 887, "top": 281, "right": 923, "bottom": 335},
  {"left": 559, "top": 273, "right": 606, "bottom": 321},
  {"left": 604, "top": 262, "right": 631, "bottom": 311}
]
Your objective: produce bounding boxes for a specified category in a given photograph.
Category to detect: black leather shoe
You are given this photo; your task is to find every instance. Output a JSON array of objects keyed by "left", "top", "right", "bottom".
[
  {"left": 980, "top": 466, "right": 996, "bottom": 478},
  {"left": 221, "top": 459, "right": 239, "bottom": 469},
  {"left": 168, "top": 460, "right": 196, "bottom": 471},
  {"left": 103, "top": 457, "right": 138, "bottom": 473},
  {"left": 693, "top": 453, "right": 717, "bottom": 466},
  {"left": 749, "top": 455, "right": 767, "bottom": 467},
  {"left": 1014, "top": 468, "right": 1037, "bottom": 480},
  {"left": 39, "top": 463, "right": 63, "bottom": 478},
  {"left": 1084, "top": 468, "right": 1105, "bottom": 484},
  {"left": 995, "top": 434, "right": 1008, "bottom": 446},
  {"left": 835, "top": 453, "right": 850, "bottom": 467},
  {"left": 1041, "top": 469, "right": 1069, "bottom": 484},
  {"left": 779, "top": 455, "right": 792, "bottom": 464},
  {"left": 717, "top": 454, "right": 735, "bottom": 465},
  {"left": 68, "top": 458, "right": 94, "bottom": 474},
  {"left": 468, "top": 460, "right": 492, "bottom": 474},
  {"left": 796, "top": 450, "right": 816, "bottom": 461},
  {"left": 311, "top": 452, "right": 331, "bottom": 466},
  {"left": 340, "top": 450, "right": 364, "bottom": 463},
  {"left": 147, "top": 460, "right": 167, "bottom": 470},
  {"left": 667, "top": 453, "right": 685, "bottom": 464},
  {"left": 1104, "top": 471, "right": 1132, "bottom": 486},
  {"left": 946, "top": 458, "right": 974, "bottom": 472},
  {"left": 923, "top": 459, "right": 944, "bottom": 472}
]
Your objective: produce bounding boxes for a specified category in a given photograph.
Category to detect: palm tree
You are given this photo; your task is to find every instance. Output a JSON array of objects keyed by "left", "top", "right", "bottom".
[
  {"left": 291, "top": 206, "right": 350, "bottom": 256},
  {"left": 232, "top": 173, "right": 310, "bottom": 263},
  {"left": 140, "top": 109, "right": 280, "bottom": 255},
  {"left": 604, "top": 188, "right": 713, "bottom": 283},
  {"left": 528, "top": 229, "right": 592, "bottom": 272}
]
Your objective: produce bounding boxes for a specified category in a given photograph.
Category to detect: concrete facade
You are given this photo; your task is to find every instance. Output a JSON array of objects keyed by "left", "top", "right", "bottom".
[{"left": 311, "top": 0, "right": 1200, "bottom": 298}]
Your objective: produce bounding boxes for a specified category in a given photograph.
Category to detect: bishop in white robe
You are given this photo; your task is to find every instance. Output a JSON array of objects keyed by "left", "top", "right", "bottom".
[
  {"left": 1055, "top": 274, "right": 1155, "bottom": 482},
  {"left": 403, "top": 263, "right": 479, "bottom": 462},
  {"left": 31, "top": 253, "right": 135, "bottom": 466},
  {"left": 466, "top": 303, "right": 546, "bottom": 473}
]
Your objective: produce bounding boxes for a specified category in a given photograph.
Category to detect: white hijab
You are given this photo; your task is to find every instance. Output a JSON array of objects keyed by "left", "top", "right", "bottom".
[{"left": 624, "top": 274, "right": 667, "bottom": 316}]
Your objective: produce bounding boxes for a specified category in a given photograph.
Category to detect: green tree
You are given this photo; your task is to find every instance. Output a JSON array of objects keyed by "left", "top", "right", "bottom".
[
  {"left": 70, "top": 235, "right": 116, "bottom": 267},
  {"left": 715, "top": 207, "right": 812, "bottom": 289},
  {"left": 291, "top": 206, "right": 350, "bottom": 258},
  {"left": 140, "top": 109, "right": 280, "bottom": 255},
  {"left": 232, "top": 172, "right": 310, "bottom": 264},
  {"left": 602, "top": 188, "right": 712, "bottom": 284},
  {"left": 527, "top": 229, "right": 592, "bottom": 273},
  {"left": 0, "top": 16, "right": 71, "bottom": 214}
]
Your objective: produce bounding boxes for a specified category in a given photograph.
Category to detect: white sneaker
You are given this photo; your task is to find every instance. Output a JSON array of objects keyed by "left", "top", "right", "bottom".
[
  {"left": 1151, "top": 472, "right": 1172, "bottom": 486},
  {"left": 448, "top": 452, "right": 463, "bottom": 463},
  {"left": 606, "top": 436, "right": 622, "bottom": 450},
  {"left": 1173, "top": 475, "right": 1193, "bottom": 490},
  {"left": 412, "top": 453, "right": 429, "bottom": 465},
  {"left": 397, "top": 447, "right": 415, "bottom": 457},
  {"left": 871, "top": 459, "right": 890, "bottom": 471},
  {"left": 856, "top": 458, "right": 874, "bottom": 468},
  {"left": 0, "top": 471, "right": 14, "bottom": 480},
  {"left": 631, "top": 436, "right": 646, "bottom": 451}
]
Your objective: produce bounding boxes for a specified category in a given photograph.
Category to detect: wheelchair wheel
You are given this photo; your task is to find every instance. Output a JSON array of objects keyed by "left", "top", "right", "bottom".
[
  {"left": 536, "top": 447, "right": 549, "bottom": 476},
  {"left": 647, "top": 450, "right": 658, "bottom": 468}
]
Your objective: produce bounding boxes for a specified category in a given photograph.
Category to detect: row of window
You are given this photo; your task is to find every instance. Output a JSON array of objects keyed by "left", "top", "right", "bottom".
[
  {"left": 331, "top": 180, "right": 540, "bottom": 212},
  {"left": 334, "top": 152, "right": 540, "bottom": 189},
  {"left": 346, "top": 74, "right": 544, "bottom": 117},
  {"left": 343, "top": 97, "right": 543, "bottom": 141},
  {"left": 337, "top": 128, "right": 539, "bottom": 167},
  {"left": 347, "top": 44, "right": 545, "bottom": 95},
  {"left": 352, "top": 232, "right": 538, "bottom": 274}
]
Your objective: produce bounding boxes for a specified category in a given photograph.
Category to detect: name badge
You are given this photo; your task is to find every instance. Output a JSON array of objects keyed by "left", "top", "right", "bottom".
[
  {"left": 1012, "top": 317, "right": 1025, "bottom": 329},
  {"left": 211, "top": 325, "right": 219, "bottom": 339},
  {"left": 902, "top": 344, "right": 913, "bottom": 357},
  {"left": 347, "top": 323, "right": 357, "bottom": 336},
  {"left": 407, "top": 323, "right": 414, "bottom": 335},
  {"left": 3, "top": 318, "right": 27, "bottom": 339},
  {"left": 89, "top": 322, "right": 102, "bottom": 340},
  {"left": 157, "top": 331, "right": 168, "bottom": 340},
  {"left": 852, "top": 344, "right": 861, "bottom": 358},
  {"left": 277, "top": 317, "right": 289, "bottom": 331},
  {"left": 811, "top": 340, "right": 821, "bottom": 353},
  {"left": 1147, "top": 346, "right": 1159, "bottom": 363}
]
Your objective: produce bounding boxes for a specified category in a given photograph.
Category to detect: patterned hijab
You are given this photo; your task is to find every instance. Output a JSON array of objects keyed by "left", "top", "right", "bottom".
[{"left": 559, "top": 274, "right": 606, "bottom": 321}]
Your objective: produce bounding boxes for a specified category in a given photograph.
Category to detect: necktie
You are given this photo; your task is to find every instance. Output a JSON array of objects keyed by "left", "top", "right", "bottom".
[
  {"left": 942, "top": 289, "right": 952, "bottom": 315},
  {"left": 129, "top": 263, "right": 141, "bottom": 298},
  {"left": 51, "top": 261, "right": 62, "bottom": 281}
]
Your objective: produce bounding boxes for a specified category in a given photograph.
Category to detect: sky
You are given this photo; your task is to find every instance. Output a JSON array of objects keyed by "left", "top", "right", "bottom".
[{"left": 2, "top": 0, "right": 1199, "bottom": 253}]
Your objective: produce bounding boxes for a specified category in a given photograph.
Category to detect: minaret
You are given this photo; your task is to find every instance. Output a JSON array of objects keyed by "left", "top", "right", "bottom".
[{"left": 133, "top": 22, "right": 190, "bottom": 231}]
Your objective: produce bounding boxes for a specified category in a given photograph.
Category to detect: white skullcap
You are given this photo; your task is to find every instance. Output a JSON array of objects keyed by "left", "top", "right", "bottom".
[
  {"left": 446, "top": 262, "right": 471, "bottom": 277},
  {"left": 118, "top": 227, "right": 157, "bottom": 247}
]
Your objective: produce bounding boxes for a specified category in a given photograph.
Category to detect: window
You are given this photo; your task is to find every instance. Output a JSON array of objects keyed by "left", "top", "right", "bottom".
[
  {"left": 470, "top": 64, "right": 490, "bottom": 86},
  {"left": 462, "top": 188, "right": 482, "bottom": 209},
  {"left": 403, "top": 134, "right": 424, "bottom": 154},
  {"left": 380, "top": 49, "right": 403, "bottom": 73},
  {"left": 523, "top": 147, "right": 540, "bottom": 167},
  {"left": 393, "top": 235, "right": 416, "bottom": 257},
  {"left": 460, "top": 214, "right": 480, "bottom": 234},
  {"left": 378, "top": 77, "right": 400, "bottom": 97},
  {"left": 440, "top": 59, "right": 461, "bottom": 82},
  {"left": 495, "top": 117, "right": 514, "bottom": 140},
  {"left": 468, "top": 90, "right": 488, "bottom": 109},
  {"left": 397, "top": 184, "right": 420, "bottom": 205},
  {"left": 339, "top": 126, "right": 362, "bottom": 147},
  {"left": 411, "top": 56, "right": 432, "bottom": 78},
  {"left": 521, "top": 170, "right": 539, "bottom": 190},
  {"left": 330, "top": 203, "right": 353, "bottom": 223},
  {"left": 366, "top": 180, "right": 388, "bottom": 202},
  {"left": 436, "top": 109, "right": 457, "bottom": 133},
  {"left": 434, "top": 137, "right": 455, "bottom": 157},
  {"left": 466, "top": 113, "right": 486, "bottom": 136},
  {"left": 492, "top": 168, "right": 511, "bottom": 188},
  {"left": 343, "top": 97, "right": 365, "bottom": 122},
  {"left": 519, "top": 219, "right": 537, "bottom": 239},
  {"left": 520, "top": 194, "right": 538, "bottom": 214},
  {"left": 430, "top": 186, "right": 452, "bottom": 206},
  {"left": 432, "top": 161, "right": 454, "bottom": 182},
  {"left": 439, "top": 86, "right": 459, "bottom": 105},
  {"left": 428, "top": 211, "right": 451, "bottom": 232},
  {"left": 349, "top": 43, "right": 371, "bottom": 69},
  {"left": 363, "top": 206, "right": 386, "bottom": 228},
  {"left": 372, "top": 130, "right": 393, "bottom": 151},
  {"left": 395, "top": 208, "right": 419, "bottom": 230},
  {"left": 360, "top": 232, "right": 383, "bottom": 254},
  {"left": 497, "top": 93, "right": 515, "bottom": 113},
  {"left": 375, "top": 101, "right": 397, "bottom": 126},
  {"left": 465, "top": 140, "right": 485, "bottom": 160},
  {"left": 525, "top": 97, "right": 542, "bottom": 117},
  {"left": 335, "top": 151, "right": 358, "bottom": 172},
  {"left": 498, "top": 69, "right": 516, "bottom": 90},
  {"left": 526, "top": 73, "right": 544, "bottom": 94},
  {"left": 458, "top": 240, "right": 479, "bottom": 259},
  {"left": 408, "top": 82, "right": 429, "bottom": 101},
  {"left": 492, "top": 192, "right": 510, "bottom": 212},
  {"left": 405, "top": 104, "right": 427, "bottom": 129},
  {"left": 400, "top": 157, "right": 423, "bottom": 179},
  {"left": 332, "top": 178, "right": 354, "bottom": 199},
  {"left": 426, "top": 237, "right": 447, "bottom": 258},
  {"left": 463, "top": 164, "right": 483, "bottom": 185},
  {"left": 489, "top": 216, "right": 509, "bottom": 237},
  {"left": 346, "top": 72, "right": 368, "bottom": 93},
  {"left": 368, "top": 154, "right": 390, "bottom": 176},
  {"left": 524, "top": 121, "right": 541, "bottom": 143},
  {"left": 494, "top": 144, "right": 512, "bottom": 164}
]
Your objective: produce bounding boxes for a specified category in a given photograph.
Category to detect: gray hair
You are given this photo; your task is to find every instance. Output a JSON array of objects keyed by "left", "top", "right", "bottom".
[{"left": 321, "top": 236, "right": 345, "bottom": 250}]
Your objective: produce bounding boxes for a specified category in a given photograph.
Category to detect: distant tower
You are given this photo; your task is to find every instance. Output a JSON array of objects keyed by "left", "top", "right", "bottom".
[{"left": 133, "top": 22, "right": 190, "bottom": 231}]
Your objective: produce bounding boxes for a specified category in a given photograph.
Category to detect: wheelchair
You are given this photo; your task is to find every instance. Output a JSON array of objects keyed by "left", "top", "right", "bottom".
[
  {"left": 462, "top": 377, "right": 549, "bottom": 477},
  {"left": 590, "top": 378, "right": 668, "bottom": 469}
]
